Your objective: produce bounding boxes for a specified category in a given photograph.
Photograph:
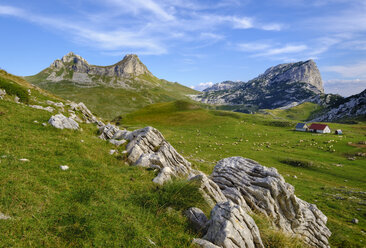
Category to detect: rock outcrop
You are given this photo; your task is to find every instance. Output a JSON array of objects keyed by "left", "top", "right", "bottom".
[
  {"left": 193, "top": 60, "right": 331, "bottom": 110},
  {"left": 44, "top": 52, "right": 152, "bottom": 86},
  {"left": 67, "top": 101, "right": 104, "bottom": 126},
  {"left": 29, "top": 105, "right": 55, "bottom": 112},
  {"left": 311, "top": 89, "right": 366, "bottom": 122},
  {"left": 195, "top": 201, "right": 264, "bottom": 248},
  {"left": 125, "top": 127, "right": 192, "bottom": 183},
  {"left": 184, "top": 207, "right": 209, "bottom": 232},
  {"left": 48, "top": 114, "right": 79, "bottom": 130},
  {"left": 189, "top": 174, "right": 228, "bottom": 208},
  {"left": 211, "top": 157, "right": 331, "bottom": 248}
]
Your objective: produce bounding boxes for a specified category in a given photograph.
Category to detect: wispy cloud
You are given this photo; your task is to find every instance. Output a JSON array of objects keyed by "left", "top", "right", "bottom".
[
  {"left": 238, "top": 42, "right": 307, "bottom": 57},
  {"left": 324, "top": 78, "right": 366, "bottom": 96},
  {"left": 324, "top": 61, "right": 366, "bottom": 77},
  {"left": 0, "top": 1, "right": 283, "bottom": 55}
]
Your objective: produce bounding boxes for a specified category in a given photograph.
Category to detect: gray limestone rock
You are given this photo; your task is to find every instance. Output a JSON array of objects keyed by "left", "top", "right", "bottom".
[
  {"left": 152, "top": 167, "right": 173, "bottom": 185},
  {"left": 0, "top": 89, "right": 6, "bottom": 99},
  {"left": 202, "top": 201, "right": 264, "bottom": 248},
  {"left": 211, "top": 157, "right": 331, "bottom": 248},
  {"left": 109, "top": 139, "right": 126, "bottom": 146},
  {"left": 99, "top": 124, "right": 120, "bottom": 140},
  {"left": 0, "top": 212, "right": 11, "bottom": 220},
  {"left": 125, "top": 126, "right": 192, "bottom": 184},
  {"left": 67, "top": 101, "right": 103, "bottom": 126},
  {"left": 192, "top": 60, "right": 327, "bottom": 109},
  {"left": 48, "top": 114, "right": 79, "bottom": 130},
  {"left": 184, "top": 207, "right": 208, "bottom": 232},
  {"left": 189, "top": 174, "right": 227, "bottom": 208},
  {"left": 28, "top": 105, "right": 55, "bottom": 112},
  {"left": 47, "top": 53, "right": 152, "bottom": 85},
  {"left": 193, "top": 239, "right": 221, "bottom": 248}
]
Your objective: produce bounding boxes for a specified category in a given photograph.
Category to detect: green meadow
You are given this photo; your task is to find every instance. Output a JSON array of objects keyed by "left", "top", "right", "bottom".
[{"left": 1, "top": 72, "right": 365, "bottom": 247}]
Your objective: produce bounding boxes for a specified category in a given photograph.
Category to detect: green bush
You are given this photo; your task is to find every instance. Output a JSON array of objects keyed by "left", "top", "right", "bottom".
[
  {"left": 0, "top": 77, "right": 29, "bottom": 103},
  {"left": 281, "top": 159, "right": 314, "bottom": 168}
]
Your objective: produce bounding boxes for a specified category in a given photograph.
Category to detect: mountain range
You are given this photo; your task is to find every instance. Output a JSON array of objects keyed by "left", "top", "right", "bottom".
[
  {"left": 192, "top": 60, "right": 343, "bottom": 110},
  {"left": 26, "top": 52, "right": 197, "bottom": 119}
]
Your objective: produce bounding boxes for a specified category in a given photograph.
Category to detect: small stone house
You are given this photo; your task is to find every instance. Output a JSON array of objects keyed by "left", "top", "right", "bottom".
[
  {"left": 295, "top": 123, "right": 308, "bottom": 132},
  {"left": 335, "top": 129, "right": 343, "bottom": 135},
  {"left": 308, "top": 123, "right": 331, "bottom": 134}
]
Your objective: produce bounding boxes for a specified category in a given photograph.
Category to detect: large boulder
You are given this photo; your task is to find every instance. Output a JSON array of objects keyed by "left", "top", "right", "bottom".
[
  {"left": 48, "top": 114, "right": 79, "bottom": 130},
  {"left": 125, "top": 126, "right": 192, "bottom": 184},
  {"left": 196, "top": 201, "right": 264, "bottom": 248},
  {"left": 211, "top": 157, "right": 331, "bottom": 248}
]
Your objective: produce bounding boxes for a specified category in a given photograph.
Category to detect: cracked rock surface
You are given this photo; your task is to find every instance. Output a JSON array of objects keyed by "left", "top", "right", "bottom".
[
  {"left": 211, "top": 156, "right": 331, "bottom": 248},
  {"left": 199, "top": 201, "right": 264, "bottom": 248}
]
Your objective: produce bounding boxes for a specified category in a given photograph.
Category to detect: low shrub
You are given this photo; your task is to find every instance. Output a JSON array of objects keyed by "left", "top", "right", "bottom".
[{"left": 281, "top": 159, "right": 314, "bottom": 168}]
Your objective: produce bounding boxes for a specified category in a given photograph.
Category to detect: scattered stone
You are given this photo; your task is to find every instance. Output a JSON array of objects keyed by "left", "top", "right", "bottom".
[
  {"left": 0, "top": 212, "right": 11, "bottom": 220},
  {"left": 352, "top": 218, "right": 359, "bottom": 224},
  {"left": 80, "top": 140, "right": 84, "bottom": 143},
  {"left": 184, "top": 207, "right": 208, "bottom": 232},
  {"left": 0, "top": 89, "right": 6, "bottom": 99},
  {"left": 19, "top": 158, "right": 29, "bottom": 162},
  {"left": 27, "top": 89, "right": 31, "bottom": 95},
  {"left": 293, "top": 175, "right": 298, "bottom": 179},
  {"left": 211, "top": 157, "right": 331, "bottom": 248},
  {"left": 109, "top": 139, "right": 126, "bottom": 146},
  {"left": 201, "top": 201, "right": 264, "bottom": 248},
  {"left": 48, "top": 114, "right": 79, "bottom": 130},
  {"left": 33, "top": 120, "right": 38, "bottom": 123},
  {"left": 42, "top": 123, "right": 47, "bottom": 127},
  {"left": 122, "top": 150, "right": 127, "bottom": 154},
  {"left": 28, "top": 105, "right": 55, "bottom": 112},
  {"left": 60, "top": 165, "right": 69, "bottom": 171},
  {"left": 147, "top": 238, "right": 156, "bottom": 246},
  {"left": 109, "top": 149, "right": 117, "bottom": 155},
  {"left": 14, "top": 96, "right": 20, "bottom": 103}
]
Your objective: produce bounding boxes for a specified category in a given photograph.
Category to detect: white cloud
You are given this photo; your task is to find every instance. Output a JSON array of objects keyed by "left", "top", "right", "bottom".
[
  {"left": 324, "top": 62, "right": 366, "bottom": 77},
  {"left": 238, "top": 42, "right": 307, "bottom": 57},
  {"left": 0, "top": 2, "right": 283, "bottom": 55},
  {"left": 191, "top": 82, "right": 214, "bottom": 91},
  {"left": 324, "top": 78, "right": 366, "bottom": 96}
]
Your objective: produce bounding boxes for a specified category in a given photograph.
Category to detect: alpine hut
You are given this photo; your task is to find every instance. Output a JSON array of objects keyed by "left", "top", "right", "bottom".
[
  {"left": 308, "top": 123, "right": 331, "bottom": 134},
  {"left": 295, "top": 123, "right": 308, "bottom": 132}
]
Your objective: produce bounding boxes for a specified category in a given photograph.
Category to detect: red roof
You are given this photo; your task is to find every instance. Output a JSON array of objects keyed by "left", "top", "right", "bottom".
[{"left": 309, "top": 123, "right": 328, "bottom": 130}]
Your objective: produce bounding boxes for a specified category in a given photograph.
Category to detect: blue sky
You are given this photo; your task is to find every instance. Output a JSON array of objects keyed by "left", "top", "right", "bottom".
[{"left": 0, "top": 0, "right": 366, "bottom": 96}]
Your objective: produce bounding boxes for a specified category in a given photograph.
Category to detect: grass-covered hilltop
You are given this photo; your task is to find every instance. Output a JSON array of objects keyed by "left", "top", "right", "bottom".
[{"left": 1, "top": 63, "right": 365, "bottom": 248}]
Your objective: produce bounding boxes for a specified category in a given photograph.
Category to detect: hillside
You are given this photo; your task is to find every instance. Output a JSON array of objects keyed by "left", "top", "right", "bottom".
[
  {"left": 1, "top": 71, "right": 366, "bottom": 247},
  {"left": 192, "top": 60, "right": 343, "bottom": 111},
  {"left": 26, "top": 53, "right": 198, "bottom": 119},
  {"left": 311, "top": 89, "right": 366, "bottom": 122},
  {"left": 123, "top": 101, "right": 366, "bottom": 248}
]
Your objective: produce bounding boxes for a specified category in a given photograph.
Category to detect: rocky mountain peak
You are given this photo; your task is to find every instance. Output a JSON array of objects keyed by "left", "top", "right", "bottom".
[
  {"left": 116, "top": 54, "right": 151, "bottom": 76},
  {"left": 259, "top": 59, "right": 324, "bottom": 93}
]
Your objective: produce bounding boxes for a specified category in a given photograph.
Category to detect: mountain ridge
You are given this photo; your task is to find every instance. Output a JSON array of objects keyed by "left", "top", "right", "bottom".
[{"left": 193, "top": 60, "right": 338, "bottom": 110}]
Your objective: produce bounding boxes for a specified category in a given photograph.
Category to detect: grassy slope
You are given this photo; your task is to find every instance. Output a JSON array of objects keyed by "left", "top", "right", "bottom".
[
  {"left": 123, "top": 101, "right": 366, "bottom": 248},
  {"left": 26, "top": 72, "right": 198, "bottom": 120},
  {"left": 265, "top": 102, "right": 323, "bottom": 121}
]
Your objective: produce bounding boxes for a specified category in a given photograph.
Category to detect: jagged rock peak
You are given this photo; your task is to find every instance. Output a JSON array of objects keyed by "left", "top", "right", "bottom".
[
  {"left": 260, "top": 59, "right": 324, "bottom": 93},
  {"left": 116, "top": 54, "right": 152, "bottom": 76}
]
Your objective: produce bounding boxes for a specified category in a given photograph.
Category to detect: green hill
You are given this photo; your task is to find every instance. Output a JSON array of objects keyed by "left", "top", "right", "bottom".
[
  {"left": 265, "top": 102, "right": 323, "bottom": 121},
  {"left": 1, "top": 70, "right": 366, "bottom": 247},
  {"left": 26, "top": 53, "right": 198, "bottom": 120}
]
